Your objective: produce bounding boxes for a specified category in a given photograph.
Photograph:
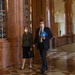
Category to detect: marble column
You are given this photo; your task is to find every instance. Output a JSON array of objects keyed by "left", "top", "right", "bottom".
[
  {"left": 32, "top": 0, "right": 41, "bottom": 63},
  {"left": 49, "top": 0, "right": 55, "bottom": 49},
  {"left": 32, "top": 0, "right": 37, "bottom": 37},
  {"left": 41, "top": 0, "right": 46, "bottom": 25},
  {"left": 32, "top": 0, "right": 47, "bottom": 63},
  {"left": 64, "top": 0, "right": 73, "bottom": 34},
  {"left": 6, "top": 0, "right": 24, "bottom": 66},
  {"left": 46, "top": 0, "right": 50, "bottom": 27},
  {"left": 64, "top": 0, "right": 73, "bottom": 43},
  {"left": 0, "top": 0, "right": 10, "bottom": 69},
  {"left": 49, "top": 0, "right": 55, "bottom": 35}
]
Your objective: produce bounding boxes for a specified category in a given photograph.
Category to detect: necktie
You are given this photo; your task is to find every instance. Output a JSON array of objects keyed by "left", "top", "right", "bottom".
[{"left": 39, "top": 29, "right": 43, "bottom": 42}]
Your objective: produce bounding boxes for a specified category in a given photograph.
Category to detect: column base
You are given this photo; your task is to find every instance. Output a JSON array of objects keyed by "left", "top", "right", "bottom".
[{"left": 0, "top": 38, "right": 11, "bottom": 69}]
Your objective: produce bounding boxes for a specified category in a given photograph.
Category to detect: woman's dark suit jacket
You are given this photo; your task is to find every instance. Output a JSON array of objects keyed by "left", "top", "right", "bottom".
[{"left": 22, "top": 32, "right": 32, "bottom": 47}]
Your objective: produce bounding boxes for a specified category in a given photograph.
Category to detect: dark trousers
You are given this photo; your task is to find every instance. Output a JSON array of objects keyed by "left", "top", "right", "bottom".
[{"left": 38, "top": 43, "right": 48, "bottom": 71}]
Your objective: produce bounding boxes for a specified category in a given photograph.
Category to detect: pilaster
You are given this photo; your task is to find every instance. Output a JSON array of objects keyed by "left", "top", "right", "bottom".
[
  {"left": 64, "top": 0, "right": 73, "bottom": 34},
  {"left": 49, "top": 0, "right": 55, "bottom": 35}
]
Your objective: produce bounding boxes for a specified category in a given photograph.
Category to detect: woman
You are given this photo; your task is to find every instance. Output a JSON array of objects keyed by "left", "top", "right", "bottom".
[{"left": 21, "top": 26, "right": 33, "bottom": 70}]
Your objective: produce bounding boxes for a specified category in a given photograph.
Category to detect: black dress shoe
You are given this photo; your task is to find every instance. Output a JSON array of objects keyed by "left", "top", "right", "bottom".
[
  {"left": 41, "top": 70, "right": 45, "bottom": 74},
  {"left": 41, "top": 68, "right": 48, "bottom": 74},
  {"left": 41, "top": 69, "right": 45, "bottom": 74},
  {"left": 45, "top": 67, "right": 48, "bottom": 70}
]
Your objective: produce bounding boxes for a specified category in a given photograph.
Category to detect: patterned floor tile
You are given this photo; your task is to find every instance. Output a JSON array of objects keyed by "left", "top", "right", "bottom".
[{"left": 1, "top": 43, "right": 75, "bottom": 75}]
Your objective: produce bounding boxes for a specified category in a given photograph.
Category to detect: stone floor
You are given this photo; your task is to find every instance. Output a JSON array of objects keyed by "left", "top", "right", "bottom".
[{"left": 0, "top": 43, "right": 75, "bottom": 75}]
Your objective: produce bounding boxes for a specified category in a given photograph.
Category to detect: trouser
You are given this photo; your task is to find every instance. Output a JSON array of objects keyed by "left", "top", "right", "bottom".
[{"left": 38, "top": 43, "right": 48, "bottom": 70}]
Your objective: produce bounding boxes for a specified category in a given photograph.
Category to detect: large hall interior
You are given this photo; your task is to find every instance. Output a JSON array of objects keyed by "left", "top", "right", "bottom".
[{"left": 0, "top": 0, "right": 75, "bottom": 75}]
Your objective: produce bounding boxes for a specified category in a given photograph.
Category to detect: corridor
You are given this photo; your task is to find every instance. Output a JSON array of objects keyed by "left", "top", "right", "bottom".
[{"left": 0, "top": 43, "right": 75, "bottom": 75}]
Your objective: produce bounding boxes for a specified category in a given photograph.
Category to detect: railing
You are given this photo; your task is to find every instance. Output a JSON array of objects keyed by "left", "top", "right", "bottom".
[{"left": 52, "top": 34, "right": 75, "bottom": 48}]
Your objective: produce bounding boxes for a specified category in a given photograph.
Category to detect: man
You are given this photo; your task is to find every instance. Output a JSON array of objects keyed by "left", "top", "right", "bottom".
[{"left": 33, "top": 19, "right": 53, "bottom": 74}]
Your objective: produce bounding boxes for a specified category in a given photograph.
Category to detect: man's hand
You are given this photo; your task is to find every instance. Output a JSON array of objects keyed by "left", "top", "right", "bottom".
[{"left": 42, "top": 36, "right": 46, "bottom": 40}]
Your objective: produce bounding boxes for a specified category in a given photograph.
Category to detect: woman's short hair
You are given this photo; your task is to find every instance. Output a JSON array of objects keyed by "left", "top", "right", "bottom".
[{"left": 24, "top": 26, "right": 30, "bottom": 32}]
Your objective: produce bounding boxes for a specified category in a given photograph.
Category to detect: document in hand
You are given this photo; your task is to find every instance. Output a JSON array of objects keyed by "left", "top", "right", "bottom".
[{"left": 40, "top": 31, "right": 49, "bottom": 37}]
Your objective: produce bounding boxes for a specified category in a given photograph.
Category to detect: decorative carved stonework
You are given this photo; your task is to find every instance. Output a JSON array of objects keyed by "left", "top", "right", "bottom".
[
  {"left": 0, "top": 0, "right": 6, "bottom": 38},
  {"left": 24, "top": 0, "right": 30, "bottom": 27},
  {"left": 0, "top": 14, "right": 6, "bottom": 38}
]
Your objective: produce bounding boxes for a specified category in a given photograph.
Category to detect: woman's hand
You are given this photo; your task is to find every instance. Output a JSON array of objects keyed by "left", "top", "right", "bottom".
[
  {"left": 33, "top": 44, "right": 35, "bottom": 47},
  {"left": 30, "top": 48, "right": 33, "bottom": 51}
]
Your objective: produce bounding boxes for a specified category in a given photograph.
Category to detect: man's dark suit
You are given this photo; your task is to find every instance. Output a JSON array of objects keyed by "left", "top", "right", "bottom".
[{"left": 34, "top": 27, "right": 53, "bottom": 73}]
